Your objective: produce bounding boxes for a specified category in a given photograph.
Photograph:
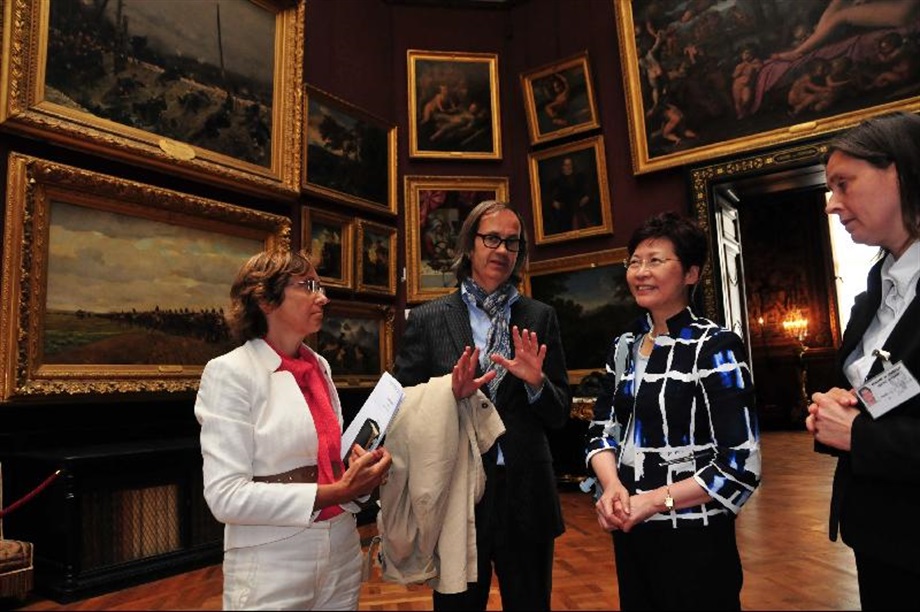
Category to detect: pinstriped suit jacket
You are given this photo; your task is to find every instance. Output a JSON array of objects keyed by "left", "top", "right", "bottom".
[{"left": 393, "top": 290, "right": 570, "bottom": 539}]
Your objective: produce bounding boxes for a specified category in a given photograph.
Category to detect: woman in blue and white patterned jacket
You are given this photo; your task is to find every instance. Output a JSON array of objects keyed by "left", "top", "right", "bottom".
[{"left": 585, "top": 212, "right": 761, "bottom": 611}]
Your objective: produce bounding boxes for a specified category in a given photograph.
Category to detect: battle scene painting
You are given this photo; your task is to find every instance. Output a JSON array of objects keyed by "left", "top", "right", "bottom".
[{"left": 46, "top": 0, "right": 276, "bottom": 167}]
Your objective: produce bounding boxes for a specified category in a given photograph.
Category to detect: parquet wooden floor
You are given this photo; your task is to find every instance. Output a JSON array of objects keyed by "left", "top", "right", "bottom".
[{"left": 10, "top": 430, "right": 858, "bottom": 610}]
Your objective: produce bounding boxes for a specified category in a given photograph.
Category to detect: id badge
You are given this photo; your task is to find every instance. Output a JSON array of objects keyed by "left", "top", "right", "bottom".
[{"left": 857, "top": 361, "right": 920, "bottom": 419}]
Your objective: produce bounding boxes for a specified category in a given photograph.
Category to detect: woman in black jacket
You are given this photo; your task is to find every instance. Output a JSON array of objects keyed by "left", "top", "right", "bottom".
[{"left": 807, "top": 111, "right": 920, "bottom": 611}]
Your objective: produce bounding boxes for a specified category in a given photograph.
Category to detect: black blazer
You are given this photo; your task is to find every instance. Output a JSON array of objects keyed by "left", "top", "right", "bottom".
[
  {"left": 393, "top": 290, "right": 570, "bottom": 540},
  {"left": 828, "top": 258, "right": 920, "bottom": 571}
]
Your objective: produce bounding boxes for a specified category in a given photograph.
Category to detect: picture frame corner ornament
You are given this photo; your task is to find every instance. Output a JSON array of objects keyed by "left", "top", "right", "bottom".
[{"left": 158, "top": 138, "right": 196, "bottom": 161}]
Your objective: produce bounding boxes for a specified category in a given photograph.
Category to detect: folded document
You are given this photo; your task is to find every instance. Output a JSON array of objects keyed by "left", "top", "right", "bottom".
[{"left": 341, "top": 371, "right": 405, "bottom": 461}]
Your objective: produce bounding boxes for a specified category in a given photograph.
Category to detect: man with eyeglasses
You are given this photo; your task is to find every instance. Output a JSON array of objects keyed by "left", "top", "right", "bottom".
[{"left": 393, "top": 200, "right": 570, "bottom": 611}]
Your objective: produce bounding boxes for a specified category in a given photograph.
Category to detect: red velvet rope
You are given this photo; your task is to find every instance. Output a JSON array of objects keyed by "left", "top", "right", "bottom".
[{"left": 0, "top": 469, "right": 61, "bottom": 518}]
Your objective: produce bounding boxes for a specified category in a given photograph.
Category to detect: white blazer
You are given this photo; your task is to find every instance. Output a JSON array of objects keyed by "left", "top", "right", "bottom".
[{"left": 195, "top": 338, "right": 353, "bottom": 551}]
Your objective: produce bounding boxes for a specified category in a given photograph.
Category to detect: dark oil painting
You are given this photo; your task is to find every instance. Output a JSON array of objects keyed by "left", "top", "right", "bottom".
[
  {"left": 316, "top": 315, "right": 382, "bottom": 377},
  {"left": 528, "top": 263, "right": 642, "bottom": 376},
  {"left": 46, "top": 0, "right": 275, "bottom": 167},
  {"left": 628, "top": 0, "right": 920, "bottom": 162}
]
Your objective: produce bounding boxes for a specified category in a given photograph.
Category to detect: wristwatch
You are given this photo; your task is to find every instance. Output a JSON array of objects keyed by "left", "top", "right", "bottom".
[{"left": 664, "top": 486, "right": 675, "bottom": 512}]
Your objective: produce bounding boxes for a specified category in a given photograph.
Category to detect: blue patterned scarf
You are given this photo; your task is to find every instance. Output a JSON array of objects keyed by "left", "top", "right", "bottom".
[{"left": 463, "top": 277, "right": 513, "bottom": 398}]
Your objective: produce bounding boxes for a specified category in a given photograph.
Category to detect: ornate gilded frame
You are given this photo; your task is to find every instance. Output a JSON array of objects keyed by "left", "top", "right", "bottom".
[
  {"left": 527, "top": 135, "right": 614, "bottom": 245},
  {"left": 524, "top": 248, "right": 640, "bottom": 384},
  {"left": 520, "top": 51, "right": 600, "bottom": 146},
  {"left": 303, "top": 85, "right": 398, "bottom": 216},
  {"left": 688, "top": 140, "right": 830, "bottom": 324},
  {"left": 355, "top": 219, "right": 397, "bottom": 297},
  {"left": 0, "top": 153, "right": 291, "bottom": 401},
  {"left": 404, "top": 174, "right": 510, "bottom": 303},
  {"left": 614, "top": 0, "right": 920, "bottom": 174},
  {"left": 310, "top": 301, "right": 395, "bottom": 389},
  {"left": 0, "top": 0, "right": 305, "bottom": 197},
  {"left": 407, "top": 49, "right": 502, "bottom": 160},
  {"left": 301, "top": 207, "right": 355, "bottom": 291}
]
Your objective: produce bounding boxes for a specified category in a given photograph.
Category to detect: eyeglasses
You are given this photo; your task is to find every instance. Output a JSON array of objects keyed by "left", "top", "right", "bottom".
[
  {"left": 290, "top": 279, "right": 326, "bottom": 296},
  {"left": 624, "top": 257, "right": 678, "bottom": 271},
  {"left": 476, "top": 233, "right": 524, "bottom": 252}
]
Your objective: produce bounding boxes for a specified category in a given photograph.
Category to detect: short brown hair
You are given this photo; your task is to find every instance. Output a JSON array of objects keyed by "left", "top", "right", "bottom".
[{"left": 225, "top": 249, "right": 314, "bottom": 342}]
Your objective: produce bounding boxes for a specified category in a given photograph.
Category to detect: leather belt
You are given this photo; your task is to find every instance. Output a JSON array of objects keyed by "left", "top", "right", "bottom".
[{"left": 253, "top": 465, "right": 318, "bottom": 484}]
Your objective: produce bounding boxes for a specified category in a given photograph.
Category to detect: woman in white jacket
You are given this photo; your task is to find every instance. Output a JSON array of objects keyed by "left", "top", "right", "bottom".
[{"left": 195, "top": 249, "right": 391, "bottom": 610}]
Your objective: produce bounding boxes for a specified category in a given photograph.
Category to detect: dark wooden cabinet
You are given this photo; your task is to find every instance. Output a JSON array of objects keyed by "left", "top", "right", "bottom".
[{"left": 2, "top": 438, "right": 221, "bottom": 603}]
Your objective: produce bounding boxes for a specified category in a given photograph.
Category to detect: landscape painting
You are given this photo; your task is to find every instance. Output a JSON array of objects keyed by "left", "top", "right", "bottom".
[
  {"left": 0, "top": 154, "right": 290, "bottom": 400},
  {"left": 303, "top": 86, "right": 397, "bottom": 215},
  {"left": 525, "top": 249, "right": 642, "bottom": 383},
  {"left": 42, "top": 202, "right": 255, "bottom": 365}
]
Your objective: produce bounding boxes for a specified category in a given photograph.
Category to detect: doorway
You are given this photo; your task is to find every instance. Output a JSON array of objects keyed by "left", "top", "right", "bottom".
[{"left": 692, "top": 141, "right": 841, "bottom": 429}]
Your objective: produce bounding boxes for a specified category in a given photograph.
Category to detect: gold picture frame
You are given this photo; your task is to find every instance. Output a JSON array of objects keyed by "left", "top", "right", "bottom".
[
  {"left": 520, "top": 51, "right": 600, "bottom": 146},
  {"left": 615, "top": 0, "right": 920, "bottom": 174},
  {"left": 301, "top": 207, "right": 355, "bottom": 290},
  {"left": 0, "top": 153, "right": 291, "bottom": 401},
  {"left": 0, "top": 0, "right": 305, "bottom": 198},
  {"left": 407, "top": 49, "right": 502, "bottom": 160},
  {"left": 303, "top": 85, "right": 398, "bottom": 216},
  {"left": 310, "top": 301, "right": 395, "bottom": 389},
  {"left": 524, "top": 248, "right": 641, "bottom": 384},
  {"left": 528, "top": 135, "right": 614, "bottom": 245},
  {"left": 404, "top": 175, "right": 510, "bottom": 303},
  {"left": 355, "top": 219, "right": 397, "bottom": 297}
]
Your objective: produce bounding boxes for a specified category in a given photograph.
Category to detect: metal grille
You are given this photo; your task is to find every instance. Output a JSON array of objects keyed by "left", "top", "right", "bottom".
[{"left": 81, "top": 485, "right": 180, "bottom": 570}]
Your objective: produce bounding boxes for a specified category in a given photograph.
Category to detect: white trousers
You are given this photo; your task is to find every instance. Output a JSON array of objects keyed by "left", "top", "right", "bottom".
[{"left": 222, "top": 512, "right": 362, "bottom": 610}]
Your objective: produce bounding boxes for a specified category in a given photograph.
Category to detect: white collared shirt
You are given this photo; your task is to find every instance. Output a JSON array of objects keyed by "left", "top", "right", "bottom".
[{"left": 844, "top": 240, "right": 920, "bottom": 386}]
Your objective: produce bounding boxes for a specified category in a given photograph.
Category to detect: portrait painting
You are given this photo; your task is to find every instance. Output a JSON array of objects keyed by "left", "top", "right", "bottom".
[
  {"left": 0, "top": 154, "right": 291, "bottom": 400},
  {"left": 312, "top": 302, "right": 395, "bottom": 388},
  {"left": 615, "top": 0, "right": 920, "bottom": 174},
  {"left": 520, "top": 51, "right": 600, "bottom": 145},
  {"left": 356, "top": 220, "right": 397, "bottom": 297},
  {"left": 0, "top": 0, "right": 304, "bottom": 196},
  {"left": 524, "top": 249, "right": 642, "bottom": 383},
  {"left": 302, "top": 207, "right": 354, "bottom": 290},
  {"left": 407, "top": 50, "right": 502, "bottom": 160},
  {"left": 404, "top": 175, "right": 510, "bottom": 303},
  {"left": 528, "top": 136, "right": 614, "bottom": 245},
  {"left": 303, "top": 85, "right": 397, "bottom": 215}
]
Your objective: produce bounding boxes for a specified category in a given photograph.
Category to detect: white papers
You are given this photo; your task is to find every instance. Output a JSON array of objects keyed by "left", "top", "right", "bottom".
[{"left": 341, "top": 371, "right": 405, "bottom": 460}]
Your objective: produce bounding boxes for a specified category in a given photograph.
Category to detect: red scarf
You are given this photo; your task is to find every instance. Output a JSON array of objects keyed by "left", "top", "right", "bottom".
[{"left": 270, "top": 342, "right": 344, "bottom": 521}]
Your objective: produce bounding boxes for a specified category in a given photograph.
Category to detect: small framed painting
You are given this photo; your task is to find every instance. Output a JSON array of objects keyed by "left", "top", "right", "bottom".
[
  {"left": 404, "top": 175, "right": 510, "bottom": 303},
  {"left": 356, "top": 220, "right": 397, "bottom": 297},
  {"left": 527, "top": 136, "right": 614, "bottom": 245},
  {"left": 301, "top": 207, "right": 355, "bottom": 290},
  {"left": 303, "top": 85, "right": 397, "bottom": 216},
  {"left": 520, "top": 51, "right": 600, "bottom": 145},
  {"left": 407, "top": 49, "right": 502, "bottom": 160},
  {"left": 311, "top": 301, "right": 395, "bottom": 389}
]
